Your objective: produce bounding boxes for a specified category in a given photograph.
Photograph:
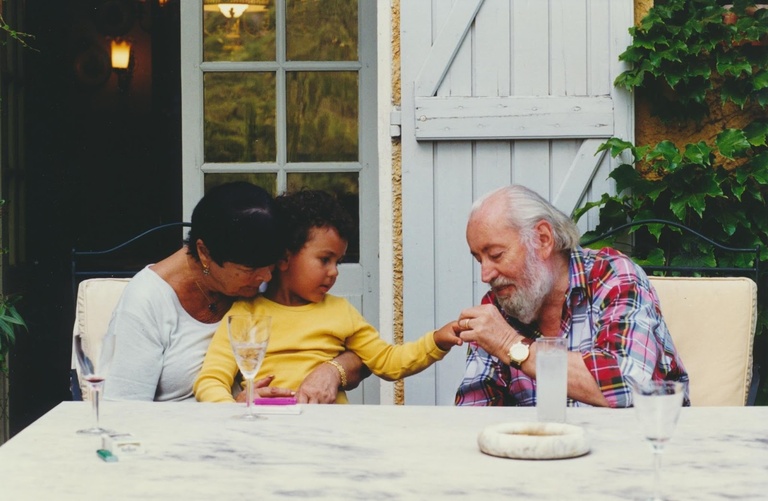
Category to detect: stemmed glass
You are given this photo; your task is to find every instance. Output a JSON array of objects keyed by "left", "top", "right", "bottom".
[
  {"left": 228, "top": 314, "right": 271, "bottom": 420},
  {"left": 632, "top": 380, "right": 685, "bottom": 501},
  {"left": 73, "top": 332, "right": 115, "bottom": 435}
]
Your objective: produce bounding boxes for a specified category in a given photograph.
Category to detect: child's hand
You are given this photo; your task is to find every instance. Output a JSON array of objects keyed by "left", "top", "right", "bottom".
[
  {"left": 235, "top": 375, "right": 296, "bottom": 402},
  {"left": 434, "top": 321, "right": 464, "bottom": 351}
]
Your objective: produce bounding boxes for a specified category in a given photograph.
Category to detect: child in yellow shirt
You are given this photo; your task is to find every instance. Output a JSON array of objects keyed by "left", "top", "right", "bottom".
[{"left": 194, "top": 190, "right": 462, "bottom": 403}]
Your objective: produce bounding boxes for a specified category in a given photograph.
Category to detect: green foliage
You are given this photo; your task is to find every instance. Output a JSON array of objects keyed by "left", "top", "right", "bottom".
[
  {"left": 0, "top": 14, "right": 35, "bottom": 51},
  {"left": 0, "top": 199, "right": 26, "bottom": 373},
  {"left": 614, "top": 0, "right": 768, "bottom": 122},
  {"left": 578, "top": 125, "right": 768, "bottom": 268},
  {"left": 582, "top": 0, "right": 768, "bottom": 403},
  {"left": 0, "top": 15, "right": 33, "bottom": 373},
  {"left": 0, "top": 293, "right": 26, "bottom": 374}
]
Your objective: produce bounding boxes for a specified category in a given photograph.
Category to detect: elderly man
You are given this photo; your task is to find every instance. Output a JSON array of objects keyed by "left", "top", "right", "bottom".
[{"left": 455, "top": 185, "right": 688, "bottom": 407}]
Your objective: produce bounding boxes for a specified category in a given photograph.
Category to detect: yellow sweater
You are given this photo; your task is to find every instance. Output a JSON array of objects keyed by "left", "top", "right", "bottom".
[{"left": 194, "top": 295, "right": 447, "bottom": 403}]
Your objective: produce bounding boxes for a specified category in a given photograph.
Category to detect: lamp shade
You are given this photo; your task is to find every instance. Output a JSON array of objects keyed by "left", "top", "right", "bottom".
[
  {"left": 217, "top": 3, "right": 249, "bottom": 18},
  {"left": 203, "top": 0, "right": 270, "bottom": 18},
  {"left": 111, "top": 40, "right": 132, "bottom": 69}
]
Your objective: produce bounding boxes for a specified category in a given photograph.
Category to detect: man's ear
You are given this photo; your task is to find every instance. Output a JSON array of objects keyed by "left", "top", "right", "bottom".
[{"left": 533, "top": 220, "right": 555, "bottom": 259}]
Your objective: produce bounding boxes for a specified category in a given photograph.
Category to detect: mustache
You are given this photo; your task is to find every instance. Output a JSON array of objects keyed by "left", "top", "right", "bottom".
[{"left": 490, "top": 277, "right": 515, "bottom": 292}]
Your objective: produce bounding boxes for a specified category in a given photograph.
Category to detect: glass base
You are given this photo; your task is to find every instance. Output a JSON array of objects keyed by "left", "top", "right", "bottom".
[
  {"left": 76, "top": 426, "right": 113, "bottom": 435},
  {"left": 232, "top": 412, "right": 266, "bottom": 421}
]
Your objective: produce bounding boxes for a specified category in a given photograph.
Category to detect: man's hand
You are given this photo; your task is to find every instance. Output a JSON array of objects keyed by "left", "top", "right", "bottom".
[{"left": 457, "top": 304, "right": 519, "bottom": 360}]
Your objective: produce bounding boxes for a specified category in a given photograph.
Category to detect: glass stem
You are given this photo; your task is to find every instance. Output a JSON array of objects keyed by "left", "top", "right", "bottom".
[
  {"left": 91, "top": 385, "right": 101, "bottom": 430},
  {"left": 246, "top": 377, "right": 254, "bottom": 417},
  {"left": 651, "top": 444, "right": 664, "bottom": 501}
]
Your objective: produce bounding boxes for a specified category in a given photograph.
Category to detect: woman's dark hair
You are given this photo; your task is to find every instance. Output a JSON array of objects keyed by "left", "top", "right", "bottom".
[
  {"left": 276, "top": 190, "right": 354, "bottom": 254},
  {"left": 186, "top": 182, "right": 283, "bottom": 268}
]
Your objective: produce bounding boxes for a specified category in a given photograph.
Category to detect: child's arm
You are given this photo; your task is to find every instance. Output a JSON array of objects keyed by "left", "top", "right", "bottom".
[
  {"left": 434, "top": 320, "right": 463, "bottom": 351},
  {"left": 193, "top": 321, "right": 239, "bottom": 402},
  {"left": 195, "top": 314, "right": 296, "bottom": 403},
  {"left": 342, "top": 300, "right": 461, "bottom": 380}
]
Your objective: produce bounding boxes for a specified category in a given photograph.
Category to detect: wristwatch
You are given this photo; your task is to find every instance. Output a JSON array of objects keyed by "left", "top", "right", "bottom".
[{"left": 507, "top": 337, "right": 534, "bottom": 368}]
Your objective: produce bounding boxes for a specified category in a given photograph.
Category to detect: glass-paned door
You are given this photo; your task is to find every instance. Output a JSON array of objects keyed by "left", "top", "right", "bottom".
[{"left": 181, "top": 0, "right": 379, "bottom": 403}]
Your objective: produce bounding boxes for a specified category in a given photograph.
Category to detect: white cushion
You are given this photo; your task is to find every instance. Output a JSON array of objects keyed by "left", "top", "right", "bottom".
[
  {"left": 649, "top": 276, "right": 757, "bottom": 406},
  {"left": 71, "top": 278, "right": 131, "bottom": 399}
]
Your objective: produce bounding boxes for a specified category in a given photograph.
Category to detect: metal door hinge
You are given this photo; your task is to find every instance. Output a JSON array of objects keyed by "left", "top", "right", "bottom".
[{"left": 390, "top": 107, "right": 402, "bottom": 138}]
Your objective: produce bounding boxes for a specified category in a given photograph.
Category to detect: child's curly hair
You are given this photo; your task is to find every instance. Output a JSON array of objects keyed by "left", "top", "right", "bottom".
[{"left": 276, "top": 189, "right": 355, "bottom": 254}]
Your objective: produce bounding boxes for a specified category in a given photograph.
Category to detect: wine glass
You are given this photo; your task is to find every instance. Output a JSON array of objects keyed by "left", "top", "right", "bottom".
[
  {"left": 632, "top": 380, "right": 685, "bottom": 501},
  {"left": 228, "top": 314, "right": 271, "bottom": 420},
  {"left": 73, "top": 332, "right": 115, "bottom": 435}
]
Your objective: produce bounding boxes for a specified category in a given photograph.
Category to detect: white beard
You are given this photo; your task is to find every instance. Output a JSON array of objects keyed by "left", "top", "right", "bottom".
[{"left": 492, "top": 250, "right": 554, "bottom": 324}]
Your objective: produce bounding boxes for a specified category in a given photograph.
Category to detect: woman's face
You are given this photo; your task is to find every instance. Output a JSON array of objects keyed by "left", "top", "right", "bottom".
[
  {"left": 194, "top": 239, "right": 274, "bottom": 299},
  {"left": 209, "top": 261, "right": 274, "bottom": 299}
]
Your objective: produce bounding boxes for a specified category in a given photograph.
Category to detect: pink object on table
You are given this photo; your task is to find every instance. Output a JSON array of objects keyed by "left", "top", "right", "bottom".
[{"left": 253, "top": 397, "right": 298, "bottom": 405}]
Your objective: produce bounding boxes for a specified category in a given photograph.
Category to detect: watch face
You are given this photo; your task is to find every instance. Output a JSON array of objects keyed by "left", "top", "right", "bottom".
[{"left": 510, "top": 342, "right": 530, "bottom": 363}]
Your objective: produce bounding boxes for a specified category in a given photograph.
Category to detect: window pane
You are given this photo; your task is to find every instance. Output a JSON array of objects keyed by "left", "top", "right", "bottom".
[
  {"left": 286, "top": 0, "right": 358, "bottom": 61},
  {"left": 204, "top": 72, "right": 276, "bottom": 163},
  {"left": 286, "top": 72, "right": 358, "bottom": 162},
  {"left": 286, "top": 172, "right": 359, "bottom": 263},
  {"left": 204, "top": 173, "right": 278, "bottom": 197},
  {"left": 203, "top": 1, "right": 276, "bottom": 62}
]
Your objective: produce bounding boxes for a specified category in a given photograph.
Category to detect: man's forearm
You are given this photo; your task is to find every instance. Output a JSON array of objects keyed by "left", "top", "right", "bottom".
[{"left": 565, "top": 352, "right": 610, "bottom": 406}]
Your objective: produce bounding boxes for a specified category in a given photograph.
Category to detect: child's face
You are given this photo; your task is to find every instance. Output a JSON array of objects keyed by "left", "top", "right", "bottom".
[{"left": 279, "top": 226, "right": 348, "bottom": 306}]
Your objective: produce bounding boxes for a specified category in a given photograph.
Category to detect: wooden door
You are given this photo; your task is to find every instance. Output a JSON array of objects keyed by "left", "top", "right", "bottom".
[{"left": 400, "top": 0, "right": 635, "bottom": 404}]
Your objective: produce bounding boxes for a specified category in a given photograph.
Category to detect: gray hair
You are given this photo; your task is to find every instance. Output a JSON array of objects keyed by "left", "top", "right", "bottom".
[{"left": 470, "top": 185, "right": 580, "bottom": 252}]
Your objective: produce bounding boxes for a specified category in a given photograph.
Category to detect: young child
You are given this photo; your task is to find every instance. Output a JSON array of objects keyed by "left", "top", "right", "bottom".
[{"left": 194, "top": 189, "right": 462, "bottom": 403}]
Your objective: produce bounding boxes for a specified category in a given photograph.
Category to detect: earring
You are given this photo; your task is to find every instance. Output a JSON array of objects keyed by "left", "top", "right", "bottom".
[{"left": 203, "top": 266, "right": 210, "bottom": 276}]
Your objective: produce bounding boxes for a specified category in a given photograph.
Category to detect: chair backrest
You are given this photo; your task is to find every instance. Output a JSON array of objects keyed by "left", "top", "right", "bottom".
[
  {"left": 71, "top": 221, "right": 191, "bottom": 301},
  {"left": 71, "top": 278, "right": 131, "bottom": 400},
  {"left": 69, "top": 222, "right": 190, "bottom": 399},
  {"left": 649, "top": 276, "right": 757, "bottom": 406}
]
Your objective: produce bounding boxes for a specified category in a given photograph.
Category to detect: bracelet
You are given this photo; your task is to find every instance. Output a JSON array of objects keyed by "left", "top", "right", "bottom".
[{"left": 325, "top": 360, "right": 348, "bottom": 389}]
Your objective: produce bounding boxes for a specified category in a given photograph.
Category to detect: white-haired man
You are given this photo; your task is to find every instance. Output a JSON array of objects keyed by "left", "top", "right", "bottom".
[{"left": 455, "top": 185, "right": 688, "bottom": 407}]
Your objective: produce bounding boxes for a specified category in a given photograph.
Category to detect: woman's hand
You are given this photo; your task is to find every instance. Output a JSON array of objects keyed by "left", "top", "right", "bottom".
[
  {"left": 234, "top": 375, "right": 295, "bottom": 403},
  {"left": 295, "top": 363, "right": 341, "bottom": 404},
  {"left": 295, "top": 352, "right": 370, "bottom": 403}
]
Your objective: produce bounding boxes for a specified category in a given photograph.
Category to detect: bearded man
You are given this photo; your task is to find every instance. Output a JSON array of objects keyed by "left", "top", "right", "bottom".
[{"left": 454, "top": 185, "right": 689, "bottom": 407}]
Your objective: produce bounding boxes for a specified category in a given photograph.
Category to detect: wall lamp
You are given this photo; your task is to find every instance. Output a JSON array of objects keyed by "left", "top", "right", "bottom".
[{"left": 110, "top": 39, "right": 133, "bottom": 93}]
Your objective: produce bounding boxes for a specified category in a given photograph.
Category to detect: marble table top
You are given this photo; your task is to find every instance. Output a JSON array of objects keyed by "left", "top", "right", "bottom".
[{"left": 0, "top": 401, "right": 766, "bottom": 500}]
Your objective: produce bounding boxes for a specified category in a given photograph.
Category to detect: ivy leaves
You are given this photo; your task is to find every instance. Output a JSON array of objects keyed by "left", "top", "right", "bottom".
[
  {"left": 615, "top": 0, "right": 768, "bottom": 121},
  {"left": 580, "top": 121, "right": 767, "bottom": 268},
  {"left": 587, "top": 123, "right": 768, "bottom": 223}
]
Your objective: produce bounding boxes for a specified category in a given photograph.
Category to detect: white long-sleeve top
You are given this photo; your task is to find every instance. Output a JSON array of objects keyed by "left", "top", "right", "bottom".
[{"left": 103, "top": 266, "right": 219, "bottom": 401}]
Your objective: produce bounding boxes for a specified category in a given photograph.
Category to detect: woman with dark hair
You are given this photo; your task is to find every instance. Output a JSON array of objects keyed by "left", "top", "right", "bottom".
[{"left": 103, "top": 182, "right": 365, "bottom": 402}]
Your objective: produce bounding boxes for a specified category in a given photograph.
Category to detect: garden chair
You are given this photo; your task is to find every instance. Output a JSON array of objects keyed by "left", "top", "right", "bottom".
[
  {"left": 581, "top": 219, "right": 761, "bottom": 406},
  {"left": 70, "top": 222, "right": 190, "bottom": 400}
]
